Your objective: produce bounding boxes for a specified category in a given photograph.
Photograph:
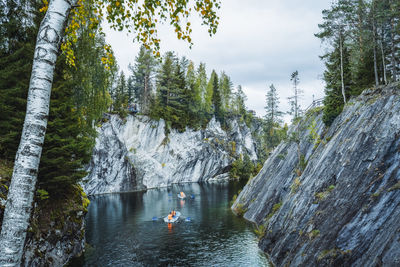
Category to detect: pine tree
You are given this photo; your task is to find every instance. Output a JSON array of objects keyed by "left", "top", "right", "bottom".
[
  {"left": 264, "top": 84, "right": 283, "bottom": 149},
  {"left": 288, "top": 71, "right": 303, "bottom": 121},
  {"left": 169, "top": 59, "right": 188, "bottom": 130},
  {"left": 233, "top": 85, "right": 247, "bottom": 119},
  {"left": 112, "top": 71, "right": 129, "bottom": 116},
  {"left": 37, "top": 60, "right": 94, "bottom": 194},
  {"left": 0, "top": 0, "right": 40, "bottom": 161},
  {"left": 129, "top": 45, "right": 157, "bottom": 113},
  {"left": 265, "top": 84, "right": 283, "bottom": 126},
  {"left": 155, "top": 51, "right": 176, "bottom": 118},
  {"left": 196, "top": 62, "right": 208, "bottom": 109},
  {"left": 211, "top": 70, "right": 223, "bottom": 122},
  {"left": 322, "top": 37, "right": 353, "bottom": 126},
  {"left": 186, "top": 61, "right": 202, "bottom": 128},
  {"left": 204, "top": 69, "right": 215, "bottom": 116},
  {"left": 219, "top": 71, "right": 233, "bottom": 112}
]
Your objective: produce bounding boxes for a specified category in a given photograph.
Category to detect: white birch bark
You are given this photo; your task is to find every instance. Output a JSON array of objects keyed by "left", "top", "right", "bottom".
[
  {"left": 339, "top": 32, "right": 347, "bottom": 104},
  {"left": 0, "top": 0, "right": 77, "bottom": 265},
  {"left": 372, "top": 20, "right": 379, "bottom": 87},
  {"left": 380, "top": 38, "right": 387, "bottom": 85}
]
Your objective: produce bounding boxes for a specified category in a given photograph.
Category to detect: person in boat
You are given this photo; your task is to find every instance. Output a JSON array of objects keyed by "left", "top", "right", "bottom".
[
  {"left": 167, "top": 213, "right": 173, "bottom": 221},
  {"left": 172, "top": 210, "right": 176, "bottom": 216},
  {"left": 180, "top": 191, "right": 186, "bottom": 198}
]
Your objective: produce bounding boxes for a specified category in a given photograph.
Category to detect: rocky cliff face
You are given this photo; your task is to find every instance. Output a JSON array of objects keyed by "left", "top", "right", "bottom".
[
  {"left": 83, "top": 115, "right": 257, "bottom": 195},
  {"left": 232, "top": 84, "right": 400, "bottom": 266}
]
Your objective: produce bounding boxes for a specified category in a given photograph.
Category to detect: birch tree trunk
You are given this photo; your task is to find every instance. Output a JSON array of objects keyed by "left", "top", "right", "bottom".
[
  {"left": 380, "top": 37, "right": 387, "bottom": 85},
  {"left": 372, "top": 20, "right": 379, "bottom": 86},
  {"left": 0, "top": 0, "right": 76, "bottom": 265},
  {"left": 389, "top": 18, "right": 397, "bottom": 81},
  {"left": 339, "top": 32, "right": 347, "bottom": 104}
]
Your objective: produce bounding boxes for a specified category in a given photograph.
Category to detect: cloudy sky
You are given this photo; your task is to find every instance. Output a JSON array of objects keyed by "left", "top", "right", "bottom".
[{"left": 105, "top": 0, "right": 333, "bottom": 122}]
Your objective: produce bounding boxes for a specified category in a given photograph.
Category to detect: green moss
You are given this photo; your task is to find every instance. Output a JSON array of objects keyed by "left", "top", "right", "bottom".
[
  {"left": 234, "top": 203, "right": 247, "bottom": 217},
  {"left": 277, "top": 152, "right": 287, "bottom": 160},
  {"left": 36, "top": 189, "right": 50, "bottom": 200},
  {"left": 231, "top": 194, "right": 238, "bottom": 203},
  {"left": 317, "top": 248, "right": 352, "bottom": 262},
  {"left": 317, "top": 249, "right": 339, "bottom": 261},
  {"left": 299, "top": 154, "right": 308, "bottom": 171},
  {"left": 265, "top": 201, "right": 283, "bottom": 221},
  {"left": 371, "top": 192, "right": 380, "bottom": 198},
  {"left": 314, "top": 185, "right": 335, "bottom": 203},
  {"left": 161, "top": 136, "right": 170, "bottom": 146},
  {"left": 253, "top": 224, "right": 266, "bottom": 239},
  {"left": 291, "top": 178, "right": 301, "bottom": 194},
  {"left": 80, "top": 188, "right": 90, "bottom": 212},
  {"left": 272, "top": 202, "right": 282, "bottom": 213},
  {"left": 0, "top": 159, "right": 13, "bottom": 179},
  {"left": 230, "top": 141, "right": 236, "bottom": 155},
  {"left": 388, "top": 181, "right": 400, "bottom": 191},
  {"left": 309, "top": 229, "right": 320, "bottom": 239}
]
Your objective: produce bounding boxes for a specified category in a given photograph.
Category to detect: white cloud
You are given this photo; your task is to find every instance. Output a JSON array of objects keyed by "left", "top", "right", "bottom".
[{"left": 104, "top": 0, "right": 332, "bottom": 121}]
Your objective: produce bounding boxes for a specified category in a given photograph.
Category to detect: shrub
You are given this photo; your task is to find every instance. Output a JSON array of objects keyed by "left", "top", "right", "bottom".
[
  {"left": 234, "top": 203, "right": 247, "bottom": 217},
  {"left": 309, "top": 229, "right": 320, "bottom": 239},
  {"left": 36, "top": 189, "right": 49, "bottom": 201},
  {"left": 291, "top": 178, "right": 301, "bottom": 194},
  {"left": 254, "top": 224, "right": 266, "bottom": 239}
]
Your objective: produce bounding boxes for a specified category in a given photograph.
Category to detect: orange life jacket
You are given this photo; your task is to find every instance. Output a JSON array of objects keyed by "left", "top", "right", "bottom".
[
  {"left": 172, "top": 211, "right": 176, "bottom": 216},
  {"left": 168, "top": 214, "right": 172, "bottom": 220},
  {"left": 180, "top": 192, "right": 184, "bottom": 197}
]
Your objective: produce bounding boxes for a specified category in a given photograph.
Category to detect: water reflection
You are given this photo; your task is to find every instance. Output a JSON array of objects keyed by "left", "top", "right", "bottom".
[{"left": 77, "top": 181, "right": 269, "bottom": 266}]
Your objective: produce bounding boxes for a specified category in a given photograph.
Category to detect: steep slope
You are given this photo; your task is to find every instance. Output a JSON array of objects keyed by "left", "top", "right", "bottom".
[
  {"left": 83, "top": 115, "right": 257, "bottom": 195},
  {"left": 232, "top": 84, "right": 400, "bottom": 266}
]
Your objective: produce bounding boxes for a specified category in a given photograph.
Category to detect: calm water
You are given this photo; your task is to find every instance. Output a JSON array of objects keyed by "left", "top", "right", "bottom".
[{"left": 75, "top": 182, "right": 269, "bottom": 266}]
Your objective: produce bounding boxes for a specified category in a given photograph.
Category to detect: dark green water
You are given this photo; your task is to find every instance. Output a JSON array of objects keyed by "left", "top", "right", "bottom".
[{"left": 77, "top": 182, "right": 269, "bottom": 266}]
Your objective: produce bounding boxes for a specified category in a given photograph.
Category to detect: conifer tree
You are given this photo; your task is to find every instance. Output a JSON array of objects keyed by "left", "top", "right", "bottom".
[
  {"left": 0, "top": 0, "right": 41, "bottom": 161},
  {"left": 264, "top": 84, "right": 283, "bottom": 149},
  {"left": 129, "top": 46, "right": 157, "bottom": 113},
  {"left": 322, "top": 37, "right": 352, "bottom": 126},
  {"left": 196, "top": 62, "right": 208, "bottom": 109},
  {"left": 155, "top": 51, "right": 176, "bottom": 118},
  {"left": 204, "top": 68, "right": 215, "bottom": 116},
  {"left": 233, "top": 85, "right": 247, "bottom": 118},
  {"left": 38, "top": 59, "right": 94, "bottom": 194},
  {"left": 219, "top": 71, "right": 233, "bottom": 112},
  {"left": 265, "top": 84, "right": 283, "bottom": 126},
  {"left": 186, "top": 61, "right": 202, "bottom": 128},
  {"left": 169, "top": 59, "right": 188, "bottom": 130},
  {"left": 211, "top": 70, "right": 223, "bottom": 122},
  {"left": 288, "top": 71, "right": 303, "bottom": 121},
  {"left": 113, "top": 71, "right": 129, "bottom": 116}
]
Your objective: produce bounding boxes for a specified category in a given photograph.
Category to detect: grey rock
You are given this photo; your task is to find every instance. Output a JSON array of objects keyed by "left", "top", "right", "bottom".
[
  {"left": 83, "top": 115, "right": 257, "bottom": 195},
  {"left": 232, "top": 84, "right": 400, "bottom": 266}
]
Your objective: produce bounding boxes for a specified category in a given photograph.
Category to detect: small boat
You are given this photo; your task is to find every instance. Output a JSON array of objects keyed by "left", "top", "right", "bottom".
[
  {"left": 177, "top": 193, "right": 186, "bottom": 199},
  {"left": 163, "top": 211, "right": 181, "bottom": 223}
]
